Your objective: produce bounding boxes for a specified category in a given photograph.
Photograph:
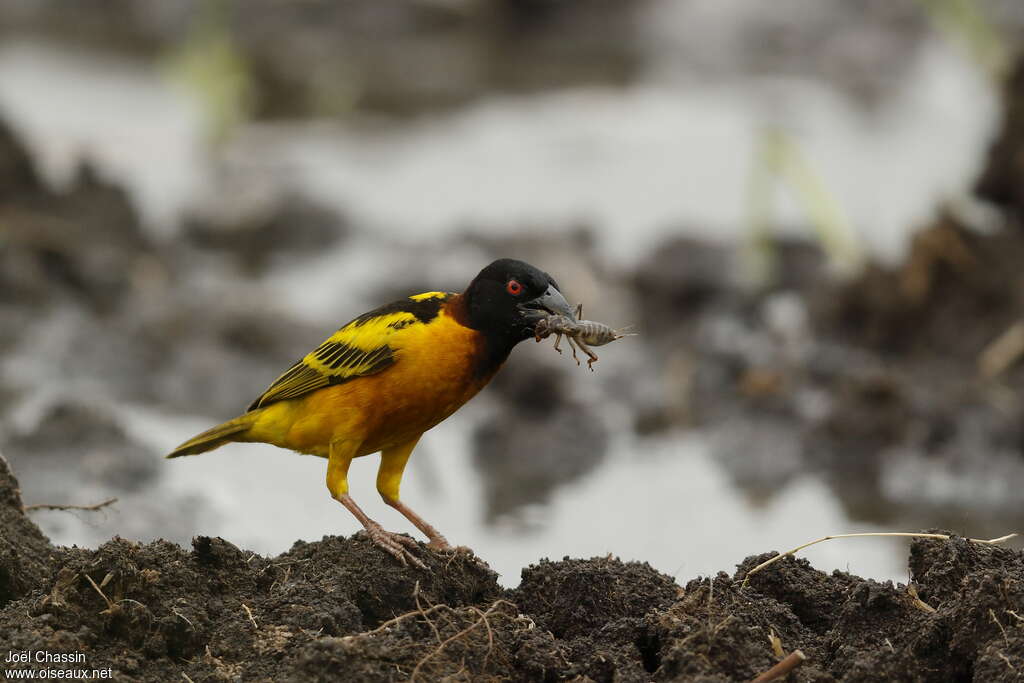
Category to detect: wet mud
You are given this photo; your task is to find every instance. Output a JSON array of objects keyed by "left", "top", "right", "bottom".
[{"left": 4, "top": 16, "right": 1024, "bottom": 682}]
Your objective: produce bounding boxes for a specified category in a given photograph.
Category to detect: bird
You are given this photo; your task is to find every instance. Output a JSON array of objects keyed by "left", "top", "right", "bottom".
[{"left": 166, "top": 258, "right": 574, "bottom": 567}]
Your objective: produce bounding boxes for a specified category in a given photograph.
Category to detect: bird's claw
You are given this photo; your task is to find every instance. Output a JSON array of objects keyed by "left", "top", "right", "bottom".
[
  {"left": 434, "top": 543, "right": 485, "bottom": 569},
  {"left": 365, "top": 524, "right": 427, "bottom": 569},
  {"left": 426, "top": 535, "right": 452, "bottom": 551}
]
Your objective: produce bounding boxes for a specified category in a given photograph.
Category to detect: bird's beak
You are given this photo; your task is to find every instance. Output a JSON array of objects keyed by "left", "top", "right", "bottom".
[{"left": 519, "top": 284, "right": 576, "bottom": 323}]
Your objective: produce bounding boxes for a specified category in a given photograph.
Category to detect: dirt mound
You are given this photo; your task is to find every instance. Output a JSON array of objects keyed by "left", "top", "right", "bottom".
[
  {"left": 0, "top": 454, "right": 54, "bottom": 608},
  {"left": 2, "top": 461, "right": 1023, "bottom": 681}
]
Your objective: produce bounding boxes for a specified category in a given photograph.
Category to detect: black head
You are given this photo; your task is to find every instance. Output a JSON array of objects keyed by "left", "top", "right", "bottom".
[{"left": 464, "top": 258, "right": 574, "bottom": 346}]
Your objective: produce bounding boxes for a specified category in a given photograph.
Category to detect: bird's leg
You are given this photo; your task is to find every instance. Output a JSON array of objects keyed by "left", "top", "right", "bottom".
[
  {"left": 378, "top": 438, "right": 454, "bottom": 552},
  {"left": 385, "top": 499, "right": 451, "bottom": 551},
  {"left": 328, "top": 439, "right": 425, "bottom": 569},
  {"left": 336, "top": 494, "right": 425, "bottom": 568}
]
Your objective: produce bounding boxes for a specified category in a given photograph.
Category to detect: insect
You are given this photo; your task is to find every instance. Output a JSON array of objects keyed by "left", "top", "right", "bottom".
[{"left": 534, "top": 304, "right": 634, "bottom": 370}]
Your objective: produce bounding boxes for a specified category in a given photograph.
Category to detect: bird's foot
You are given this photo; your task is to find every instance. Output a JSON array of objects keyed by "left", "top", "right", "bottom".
[
  {"left": 426, "top": 534, "right": 452, "bottom": 551},
  {"left": 447, "top": 544, "right": 477, "bottom": 557},
  {"left": 364, "top": 523, "right": 426, "bottom": 570},
  {"left": 382, "top": 498, "right": 454, "bottom": 558},
  {"left": 437, "top": 544, "right": 488, "bottom": 570}
]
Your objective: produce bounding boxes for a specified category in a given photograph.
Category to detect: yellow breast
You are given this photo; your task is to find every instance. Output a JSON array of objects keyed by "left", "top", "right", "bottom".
[{"left": 249, "top": 306, "right": 494, "bottom": 457}]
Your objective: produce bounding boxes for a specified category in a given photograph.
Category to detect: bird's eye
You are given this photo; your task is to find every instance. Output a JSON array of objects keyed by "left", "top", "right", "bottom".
[{"left": 506, "top": 279, "right": 523, "bottom": 296}]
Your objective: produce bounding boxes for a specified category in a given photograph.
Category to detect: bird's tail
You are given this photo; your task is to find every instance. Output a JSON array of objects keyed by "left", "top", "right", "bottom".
[{"left": 165, "top": 413, "right": 257, "bottom": 458}]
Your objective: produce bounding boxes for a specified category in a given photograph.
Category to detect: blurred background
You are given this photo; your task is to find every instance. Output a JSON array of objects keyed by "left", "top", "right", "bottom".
[{"left": 2, "top": 0, "right": 1024, "bottom": 586}]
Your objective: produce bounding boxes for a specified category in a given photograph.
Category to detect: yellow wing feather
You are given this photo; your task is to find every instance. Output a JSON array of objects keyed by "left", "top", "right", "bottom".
[{"left": 247, "top": 292, "right": 451, "bottom": 410}]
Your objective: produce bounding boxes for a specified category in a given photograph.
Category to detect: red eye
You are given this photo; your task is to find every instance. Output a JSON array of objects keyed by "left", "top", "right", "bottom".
[{"left": 506, "top": 279, "right": 523, "bottom": 296}]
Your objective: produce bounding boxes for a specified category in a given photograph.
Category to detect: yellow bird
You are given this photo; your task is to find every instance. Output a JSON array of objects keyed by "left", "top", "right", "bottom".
[{"left": 167, "top": 259, "right": 573, "bottom": 567}]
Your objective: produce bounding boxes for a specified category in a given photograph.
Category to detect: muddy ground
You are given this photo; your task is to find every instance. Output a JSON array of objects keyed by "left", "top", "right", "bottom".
[
  {"left": 5, "top": 11, "right": 1024, "bottom": 682},
  {"left": 4, "top": 12, "right": 1024, "bottom": 546},
  {"left": 2, "top": 456, "right": 1023, "bottom": 682}
]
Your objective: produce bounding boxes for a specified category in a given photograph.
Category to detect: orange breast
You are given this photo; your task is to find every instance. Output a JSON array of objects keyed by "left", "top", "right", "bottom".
[{"left": 255, "top": 308, "right": 496, "bottom": 457}]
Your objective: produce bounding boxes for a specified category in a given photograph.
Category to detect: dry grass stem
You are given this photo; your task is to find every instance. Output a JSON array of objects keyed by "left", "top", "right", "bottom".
[
  {"left": 980, "top": 320, "right": 1024, "bottom": 378},
  {"left": 410, "top": 599, "right": 515, "bottom": 682},
  {"left": 473, "top": 605, "right": 497, "bottom": 670},
  {"left": 751, "top": 649, "right": 806, "bottom": 682},
  {"left": 173, "top": 608, "right": 195, "bottom": 629},
  {"left": 25, "top": 497, "right": 118, "bottom": 513},
  {"left": 84, "top": 573, "right": 118, "bottom": 616},
  {"left": 241, "top": 603, "right": 258, "bottom": 629},
  {"left": 990, "top": 609, "right": 1008, "bottom": 643},
  {"left": 412, "top": 581, "right": 443, "bottom": 645},
  {"left": 741, "top": 532, "right": 1018, "bottom": 588},
  {"left": 907, "top": 585, "right": 936, "bottom": 613},
  {"left": 351, "top": 604, "right": 452, "bottom": 641}
]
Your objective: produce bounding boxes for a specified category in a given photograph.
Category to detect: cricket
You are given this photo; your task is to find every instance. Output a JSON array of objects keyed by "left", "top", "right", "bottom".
[{"left": 534, "top": 303, "right": 635, "bottom": 370}]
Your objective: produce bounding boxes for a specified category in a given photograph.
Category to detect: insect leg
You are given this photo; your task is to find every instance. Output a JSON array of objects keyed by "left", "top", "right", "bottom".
[
  {"left": 566, "top": 335, "right": 581, "bottom": 366},
  {"left": 576, "top": 339, "right": 599, "bottom": 370}
]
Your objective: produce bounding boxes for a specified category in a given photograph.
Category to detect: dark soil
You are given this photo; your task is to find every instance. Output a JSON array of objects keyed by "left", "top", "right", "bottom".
[
  {"left": 977, "top": 57, "right": 1024, "bottom": 218},
  {"left": 2, "top": 457, "right": 1023, "bottom": 682}
]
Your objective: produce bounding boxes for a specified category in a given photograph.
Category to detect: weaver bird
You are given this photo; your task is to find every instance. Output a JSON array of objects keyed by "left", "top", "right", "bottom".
[{"left": 167, "top": 259, "right": 574, "bottom": 567}]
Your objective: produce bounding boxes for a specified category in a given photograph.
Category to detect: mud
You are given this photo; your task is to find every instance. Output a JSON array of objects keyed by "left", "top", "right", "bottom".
[
  {"left": 4, "top": 21, "right": 1024, "bottom": 682},
  {"left": 977, "top": 56, "right": 1024, "bottom": 217},
  {"left": 0, "top": 0, "right": 647, "bottom": 118},
  {"left": 2, "top": 457, "right": 1023, "bottom": 681},
  {"left": 472, "top": 364, "right": 609, "bottom": 523},
  {"left": 625, "top": 209, "right": 1024, "bottom": 535},
  {"left": 0, "top": 109, "right": 332, "bottom": 421}
]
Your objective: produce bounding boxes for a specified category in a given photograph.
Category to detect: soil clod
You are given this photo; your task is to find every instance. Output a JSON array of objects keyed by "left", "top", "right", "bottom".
[{"left": 3, "top": 457, "right": 1024, "bottom": 680}]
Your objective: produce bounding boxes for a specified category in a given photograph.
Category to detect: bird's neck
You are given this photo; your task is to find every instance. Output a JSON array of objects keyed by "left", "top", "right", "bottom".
[{"left": 444, "top": 293, "right": 516, "bottom": 380}]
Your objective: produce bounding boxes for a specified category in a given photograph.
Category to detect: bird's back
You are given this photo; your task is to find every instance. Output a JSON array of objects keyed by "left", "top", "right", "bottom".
[{"left": 241, "top": 292, "right": 501, "bottom": 457}]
